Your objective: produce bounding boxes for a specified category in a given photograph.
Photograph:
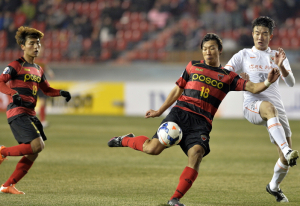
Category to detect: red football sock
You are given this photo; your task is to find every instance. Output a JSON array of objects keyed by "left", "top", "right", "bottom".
[
  {"left": 40, "top": 105, "right": 46, "bottom": 122},
  {"left": 121, "top": 135, "right": 149, "bottom": 151},
  {"left": 171, "top": 167, "right": 198, "bottom": 200},
  {"left": 3, "top": 156, "right": 34, "bottom": 187},
  {"left": 1, "top": 144, "right": 33, "bottom": 157}
]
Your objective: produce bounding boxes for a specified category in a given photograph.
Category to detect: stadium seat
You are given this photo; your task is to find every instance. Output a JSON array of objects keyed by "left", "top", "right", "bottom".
[
  {"left": 100, "top": 49, "right": 112, "bottom": 61},
  {"left": 116, "top": 39, "right": 127, "bottom": 51},
  {"left": 65, "top": 2, "right": 74, "bottom": 13},
  {"left": 131, "top": 30, "right": 142, "bottom": 42},
  {"left": 139, "top": 21, "right": 149, "bottom": 32},
  {"left": 290, "top": 38, "right": 300, "bottom": 49},
  {"left": 116, "top": 30, "right": 124, "bottom": 39},
  {"left": 81, "top": 2, "right": 90, "bottom": 14},
  {"left": 74, "top": 2, "right": 83, "bottom": 14},
  {"left": 278, "top": 28, "right": 288, "bottom": 38},
  {"left": 124, "top": 30, "right": 132, "bottom": 41},
  {"left": 295, "top": 17, "right": 300, "bottom": 28},
  {"left": 288, "top": 28, "right": 297, "bottom": 38},
  {"left": 82, "top": 38, "right": 92, "bottom": 51},
  {"left": 281, "top": 38, "right": 290, "bottom": 48},
  {"left": 0, "top": 50, "right": 5, "bottom": 61},
  {"left": 52, "top": 49, "right": 62, "bottom": 61},
  {"left": 4, "top": 50, "right": 13, "bottom": 61},
  {"left": 285, "top": 18, "right": 294, "bottom": 27}
]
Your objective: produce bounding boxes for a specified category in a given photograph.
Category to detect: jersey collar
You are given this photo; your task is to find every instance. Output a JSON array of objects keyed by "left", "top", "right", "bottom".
[{"left": 252, "top": 46, "right": 271, "bottom": 53}]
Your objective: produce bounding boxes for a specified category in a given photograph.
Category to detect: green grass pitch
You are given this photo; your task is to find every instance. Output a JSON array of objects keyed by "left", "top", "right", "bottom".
[{"left": 0, "top": 113, "right": 299, "bottom": 206}]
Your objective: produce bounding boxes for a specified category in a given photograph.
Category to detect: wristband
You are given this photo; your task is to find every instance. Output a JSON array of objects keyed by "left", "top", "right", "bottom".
[{"left": 264, "top": 79, "right": 272, "bottom": 87}]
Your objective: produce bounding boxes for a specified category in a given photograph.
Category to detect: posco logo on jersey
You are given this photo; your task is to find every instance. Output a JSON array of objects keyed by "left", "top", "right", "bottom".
[
  {"left": 192, "top": 73, "right": 223, "bottom": 89},
  {"left": 24, "top": 74, "right": 41, "bottom": 83}
]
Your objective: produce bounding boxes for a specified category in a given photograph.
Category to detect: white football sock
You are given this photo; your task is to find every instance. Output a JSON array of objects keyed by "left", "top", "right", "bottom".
[
  {"left": 269, "top": 158, "right": 289, "bottom": 191},
  {"left": 267, "top": 117, "right": 291, "bottom": 156}
]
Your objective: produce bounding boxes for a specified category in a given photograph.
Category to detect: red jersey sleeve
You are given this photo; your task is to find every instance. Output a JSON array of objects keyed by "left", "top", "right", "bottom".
[
  {"left": 228, "top": 70, "right": 248, "bottom": 91},
  {"left": 0, "top": 65, "right": 19, "bottom": 96},
  {"left": 176, "top": 61, "right": 193, "bottom": 89}
]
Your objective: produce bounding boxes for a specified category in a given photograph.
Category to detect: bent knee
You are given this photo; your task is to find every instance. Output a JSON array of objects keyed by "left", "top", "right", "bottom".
[
  {"left": 260, "top": 101, "right": 277, "bottom": 119},
  {"left": 31, "top": 141, "right": 45, "bottom": 154}
]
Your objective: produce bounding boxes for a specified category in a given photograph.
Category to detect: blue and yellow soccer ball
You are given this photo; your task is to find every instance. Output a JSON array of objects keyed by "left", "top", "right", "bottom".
[{"left": 157, "top": 122, "right": 182, "bottom": 147}]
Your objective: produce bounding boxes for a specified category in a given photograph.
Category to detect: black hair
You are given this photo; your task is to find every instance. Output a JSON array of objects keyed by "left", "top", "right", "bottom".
[
  {"left": 200, "top": 33, "right": 223, "bottom": 52},
  {"left": 252, "top": 16, "right": 275, "bottom": 34}
]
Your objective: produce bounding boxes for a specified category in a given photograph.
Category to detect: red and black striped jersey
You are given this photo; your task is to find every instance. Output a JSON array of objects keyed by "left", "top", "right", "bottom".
[
  {"left": 175, "top": 60, "right": 247, "bottom": 125},
  {"left": 0, "top": 57, "right": 61, "bottom": 123}
]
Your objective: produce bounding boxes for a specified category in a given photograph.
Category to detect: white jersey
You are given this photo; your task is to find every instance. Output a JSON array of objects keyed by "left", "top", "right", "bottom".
[{"left": 224, "top": 46, "right": 292, "bottom": 114}]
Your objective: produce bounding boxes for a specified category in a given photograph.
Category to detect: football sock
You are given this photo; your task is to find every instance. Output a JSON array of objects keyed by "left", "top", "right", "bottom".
[
  {"left": 1, "top": 144, "right": 33, "bottom": 157},
  {"left": 40, "top": 105, "right": 46, "bottom": 122},
  {"left": 3, "top": 156, "right": 33, "bottom": 187},
  {"left": 267, "top": 117, "right": 291, "bottom": 156},
  {"left": 170, "top": 166, "right": 198, "bottom": 200},
  {"left": 122, "top": 135, "right": 149, "bottom": 151},
  {"left": 269, "top": 158, "right": 289, "bottom": 191}
]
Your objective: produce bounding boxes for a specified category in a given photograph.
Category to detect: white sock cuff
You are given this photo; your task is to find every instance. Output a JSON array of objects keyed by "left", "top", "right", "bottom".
[{"left": 277, "top": 158, "right": 289, "bottom": 170}]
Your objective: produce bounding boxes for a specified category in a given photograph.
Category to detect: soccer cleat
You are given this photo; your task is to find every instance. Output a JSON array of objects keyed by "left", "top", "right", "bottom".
[
  {"left": 167, "top": 198, "right": 186, "bottom": 206},
  {"left": 108, "top": 133, "right": 135, "bottom": 147},
  {"left": 0, "top": 145, "right": 7, "bottom": 165},
  {"left": 0, "top": 184, "right": 25, "bottom": 194},
  {"left": 266, "top": 184, "right": 288, "bottom": 202},
  {"left": 284, "top": 150, "right": 299, "bottom": 167}
]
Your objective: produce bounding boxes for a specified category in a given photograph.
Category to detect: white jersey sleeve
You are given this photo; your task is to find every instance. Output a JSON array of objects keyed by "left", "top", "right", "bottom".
[
  {"left": 224, "top": 50, "right": 244, "bottom": 73},
  {"left": 281, "top": 58, "right": 295, "bottom": 87}
]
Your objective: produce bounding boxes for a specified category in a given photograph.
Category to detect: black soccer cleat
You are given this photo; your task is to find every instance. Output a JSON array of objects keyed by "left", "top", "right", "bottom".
[
  {"left": 167, "top": 198, "right": 186, "bottom": 206},
  {"left": 107, "top": 133, "right": 135, "bottom": 147},
  {"left": 284, "top": 150, "right": 299, "bottom": 167},
  {"left": 266, "top": 184, "right": 289, "bottom": 202}
]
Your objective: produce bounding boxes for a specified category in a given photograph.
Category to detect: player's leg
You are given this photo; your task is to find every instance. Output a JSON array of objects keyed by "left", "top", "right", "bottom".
[
  {"left": 0, "top": 116, "right": 46, "bottom": 194},
  {"left": 259, "top": 101, "right": 294, "bottom": 157},
  {"left": 168, "top": 145, "right": 205, "bottom": 206},
  {"left": 266, "top": 137, "right": 292, "bottom": 202},
  {"left": 108, "top": 132, "right": 166, "bottom": 155}
]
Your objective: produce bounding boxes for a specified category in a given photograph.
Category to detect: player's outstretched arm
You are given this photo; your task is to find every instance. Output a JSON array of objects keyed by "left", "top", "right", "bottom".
[
  {"left": 245, "top": 67, "right": 280, "bottom": 94},
  {"left": 145, "top": 85, "right": 183, "bottom": 118}
]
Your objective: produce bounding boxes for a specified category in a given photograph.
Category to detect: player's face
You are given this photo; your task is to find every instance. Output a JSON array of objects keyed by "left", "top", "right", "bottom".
[
  {"left": 21, "top": 37, "right": 41, "bottom": 58},
  {"left": 202, "top": 40, "right": 221, "bottom": 67},
  {"left": 252, "top": 26, "right": 273, "bottom": 51}
]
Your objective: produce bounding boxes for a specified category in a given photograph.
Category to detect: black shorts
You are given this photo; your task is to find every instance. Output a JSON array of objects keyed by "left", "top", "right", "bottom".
[
  {"left": 9, "top": 114, "right": 47, "bottom": 144},
  {"left": 152, "top": 107, "right": 212, "bottom": 157}
]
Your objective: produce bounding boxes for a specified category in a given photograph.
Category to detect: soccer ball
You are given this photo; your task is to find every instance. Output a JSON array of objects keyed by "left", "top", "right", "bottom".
[{"left": 157, "top": 122, "right": 182, "bottom": 147}]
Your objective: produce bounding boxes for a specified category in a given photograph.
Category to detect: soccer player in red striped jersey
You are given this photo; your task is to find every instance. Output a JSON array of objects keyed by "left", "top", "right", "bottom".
[
  {"left": 108, "top": 33, "right": 280, "bottom": 206},
  {"left": 0, "top": 26, "right": 71, "bottom": 194}
]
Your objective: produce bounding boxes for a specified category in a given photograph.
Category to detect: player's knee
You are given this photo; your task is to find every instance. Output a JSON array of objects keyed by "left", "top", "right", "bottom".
[
  {"left": 144, "top": 146, "right": 162, "bottom": 155},
  {"left": 31, "top": 140, "right": 45, "bottom": 154},
  {"left": 261, "top": 101, "right": 277, "bottom": 119},
  {"left": 188, "top": 146, "right": 205, "bottom": 162}
]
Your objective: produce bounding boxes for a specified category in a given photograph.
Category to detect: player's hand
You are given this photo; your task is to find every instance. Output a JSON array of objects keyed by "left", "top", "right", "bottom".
[
  {"left": 267, "top": 67, "right": 280, "bottom": 83},
  {"left": 274, "top": 47, "right": 286, "bottom": 68},
  {"left": 60, "top": 90, "right": 71, "bottom": 102},
  {"left": 12, "top": 93, "right": 22, "bottom": 106},
  {"left": 145, "top": 109, "right": 161, "bottom": 118},
  {"left": 239, "top": 72, "right": 249, "bottom": 81}
]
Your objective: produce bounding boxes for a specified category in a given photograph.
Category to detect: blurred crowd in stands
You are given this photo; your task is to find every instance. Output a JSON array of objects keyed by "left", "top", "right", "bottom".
[{"left": 0, "top": 0, "right": 299, "bottom": 63}]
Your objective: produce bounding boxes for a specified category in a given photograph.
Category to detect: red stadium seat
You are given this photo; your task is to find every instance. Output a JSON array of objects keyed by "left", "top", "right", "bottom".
[
  {"left": 75, "top": 2, "right": 83, "bottom": 14},
  {"left": 290, "top": 38, "right": 300, "bottom": 49},
  {"left": 0, "top": 50, "right": 5, "bottom": 61},
  {"left": 116, "top": 39, "right": 127, "bottom": 51},
  {"left": 116, "top": 30, "right": 124, "bottom": 39},
  {"left": 131, "top": 30, "right": 142, "bottom": 42},
  {"left": 82, "top": 38, "right": 92, "bottom": 51},
  {"left": 100, "top": 49, "right": 112, "bottom": 61},
  {"left": 124, "top": 30, "right": 132, "bottom": 41},
  {"left": 288, "top": 28, "right": 297, "bottom": 38},
  {"left": 281, "top": 38, "right": 290, "bottom": 48},
  {"left": 81, "top": 2, "right": 90, "bottom": 14},
  {"left": 278, "top": 28, "right": 288, "bottom": 38},
  {"left": 295, "top": 17, "right": 300, "bottom": 28},
  {"left": 4, "top": 50, "right": 13, "bottom": 61},
  {"left": 65, "top": 2, "right": 74, "bottom": 13},
  {"left": 52, "top": 49, "right": 62, "bottom": 61}
]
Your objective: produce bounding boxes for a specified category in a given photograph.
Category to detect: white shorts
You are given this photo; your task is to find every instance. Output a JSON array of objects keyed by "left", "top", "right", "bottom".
[{"left": 243, "top": 100, "right": 292, "bottom": 143}]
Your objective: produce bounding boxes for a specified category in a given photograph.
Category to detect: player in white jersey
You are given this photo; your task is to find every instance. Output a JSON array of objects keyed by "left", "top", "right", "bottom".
[{"left": 225, "top": 16, "right": 299, "bottom": 203}]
